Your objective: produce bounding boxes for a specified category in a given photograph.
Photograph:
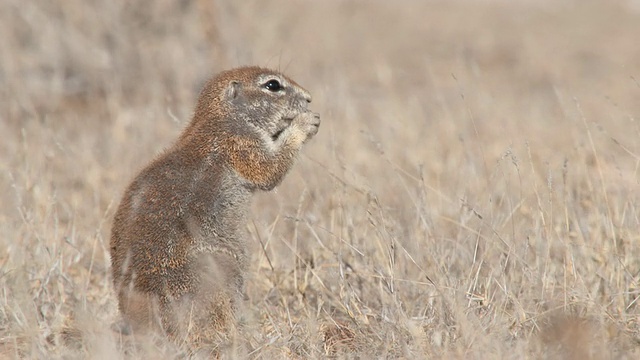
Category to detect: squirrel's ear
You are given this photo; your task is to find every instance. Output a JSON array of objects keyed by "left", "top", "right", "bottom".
[{"left": 225, "top": 80, "right": 241, "bottom": 101}]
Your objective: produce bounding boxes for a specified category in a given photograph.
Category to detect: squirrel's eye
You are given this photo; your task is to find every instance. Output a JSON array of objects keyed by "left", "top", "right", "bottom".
[{"left": 263, "top": 79, "right": 282, "bottom": 92}]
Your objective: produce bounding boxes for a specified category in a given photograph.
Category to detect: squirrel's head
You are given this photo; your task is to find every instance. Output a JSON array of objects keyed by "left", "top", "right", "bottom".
[{"left": 196, "top": 66, "right": 312, "bottom": 141}]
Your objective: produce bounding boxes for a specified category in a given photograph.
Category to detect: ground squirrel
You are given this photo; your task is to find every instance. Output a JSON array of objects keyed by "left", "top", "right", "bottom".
[{"left": 110, "top": 66, "right": 320, "bottom": 349}]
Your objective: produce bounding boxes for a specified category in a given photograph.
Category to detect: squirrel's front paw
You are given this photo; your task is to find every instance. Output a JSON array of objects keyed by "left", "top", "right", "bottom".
[{"left": 293, "top": 111, "right": 320, "bottom": 140}]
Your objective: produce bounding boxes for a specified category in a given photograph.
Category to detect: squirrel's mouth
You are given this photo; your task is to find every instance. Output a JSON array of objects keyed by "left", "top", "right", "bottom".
[
  {"left": 271, "top": 128, "right": 285, "bottom": 142},
  {"left": 271, "top": 117, "right": 293, "bottom": 141}
]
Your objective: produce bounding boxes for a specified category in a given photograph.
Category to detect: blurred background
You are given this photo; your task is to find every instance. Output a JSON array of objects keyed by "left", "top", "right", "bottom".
[{"left": 1, "top": 0, "right": 639, "bottom": 357}]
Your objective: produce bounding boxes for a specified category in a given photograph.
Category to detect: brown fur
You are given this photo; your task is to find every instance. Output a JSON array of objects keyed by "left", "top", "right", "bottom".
[{"left": 109, "top": 66, "right": 320, "bottom": 350}]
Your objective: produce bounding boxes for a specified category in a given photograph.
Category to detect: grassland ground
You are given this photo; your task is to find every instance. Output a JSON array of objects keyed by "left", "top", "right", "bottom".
[{"left": 1, "top": 0, "right": 639, "bottom": 358}]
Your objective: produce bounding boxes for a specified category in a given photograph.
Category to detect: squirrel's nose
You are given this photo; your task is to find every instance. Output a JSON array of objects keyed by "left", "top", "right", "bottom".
[
  {"left": 299, "top": 89, "right": 312, "bottom": 103},
  {"left": 294, "top": 90, "right": 312, "bottom": 110}
]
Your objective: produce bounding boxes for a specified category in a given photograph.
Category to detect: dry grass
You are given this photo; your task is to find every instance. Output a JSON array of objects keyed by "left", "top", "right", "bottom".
[{"left": 1, "top": 0, "right": 640, "bottom": 358}]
